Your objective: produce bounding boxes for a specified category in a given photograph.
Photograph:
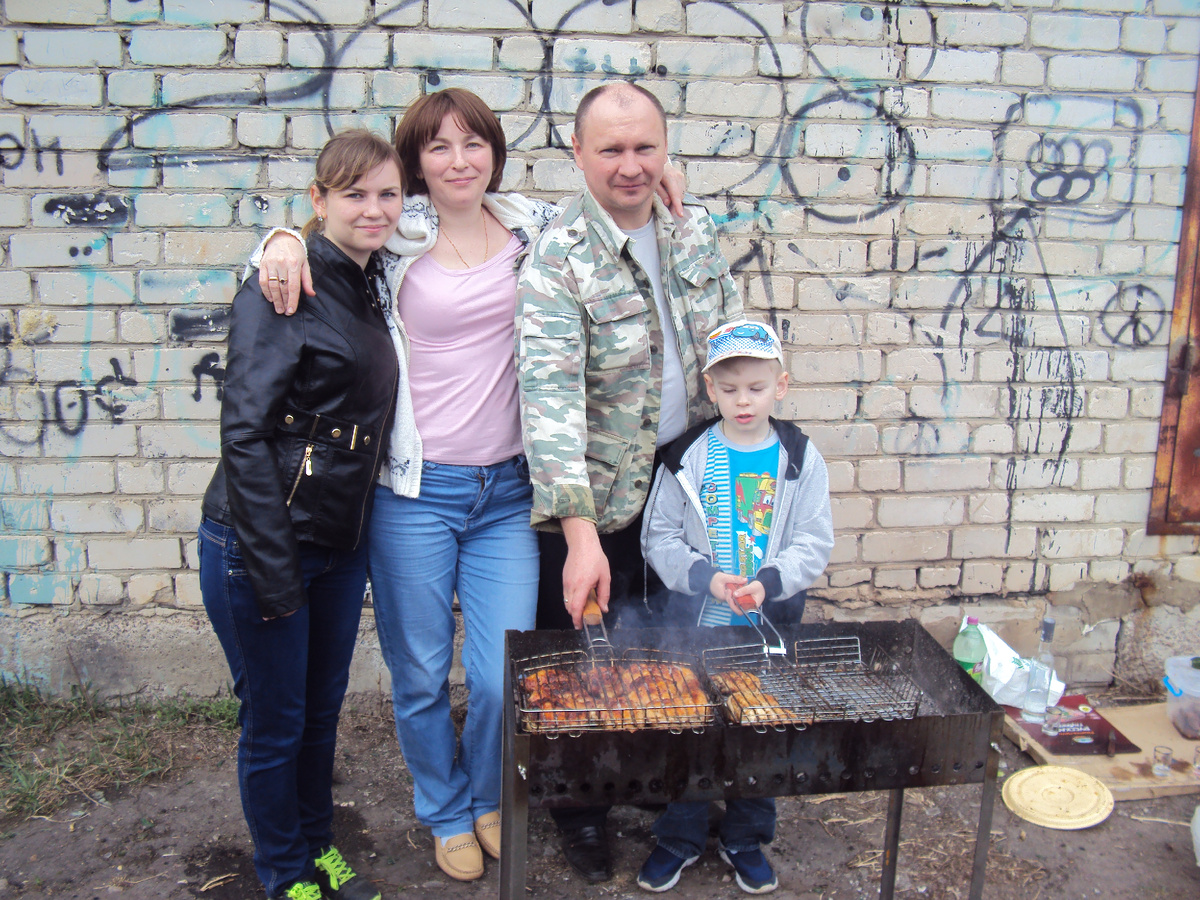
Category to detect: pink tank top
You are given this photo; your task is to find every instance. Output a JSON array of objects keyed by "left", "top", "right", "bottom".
[{"left": 396, "top": 234, "right": 524, "bottom": 466}]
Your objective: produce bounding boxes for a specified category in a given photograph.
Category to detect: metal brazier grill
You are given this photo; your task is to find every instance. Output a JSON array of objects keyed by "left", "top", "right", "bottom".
[{"left": 500, "top": 621, "right": 1002, "bottom": 900}]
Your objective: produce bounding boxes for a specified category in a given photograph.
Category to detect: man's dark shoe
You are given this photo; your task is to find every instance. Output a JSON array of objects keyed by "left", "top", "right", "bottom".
[{"left": 560, "top": 825, "right": 612, "bottom": 883}]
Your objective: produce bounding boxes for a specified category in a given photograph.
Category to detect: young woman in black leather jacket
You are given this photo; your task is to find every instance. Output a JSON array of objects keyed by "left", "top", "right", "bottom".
[{"left": 198, "top": 130, "right": 402, "bottom": 900}]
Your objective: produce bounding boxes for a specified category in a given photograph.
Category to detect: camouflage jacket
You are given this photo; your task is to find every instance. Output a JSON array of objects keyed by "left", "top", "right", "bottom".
[{"left": 517, "top": 190, "right": 743, "bottom": 533}]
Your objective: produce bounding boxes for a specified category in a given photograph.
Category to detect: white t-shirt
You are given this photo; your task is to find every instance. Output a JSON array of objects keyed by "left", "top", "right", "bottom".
[{"left": 623, "top": 220, "right": 687, "bottom": 445}]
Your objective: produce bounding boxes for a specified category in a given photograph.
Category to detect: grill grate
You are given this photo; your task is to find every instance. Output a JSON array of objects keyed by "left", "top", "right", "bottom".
[
  {"left": 703, "top": 636, "right": 922, "bottom": 728},
  {"left": 514, "top": 648, "right": 716, "bottom": 734}
]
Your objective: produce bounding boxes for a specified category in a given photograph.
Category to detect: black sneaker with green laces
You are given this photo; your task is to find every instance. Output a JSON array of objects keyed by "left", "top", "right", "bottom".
[{"left": 313, "top": 846, "right": 381, "bottom": 900}]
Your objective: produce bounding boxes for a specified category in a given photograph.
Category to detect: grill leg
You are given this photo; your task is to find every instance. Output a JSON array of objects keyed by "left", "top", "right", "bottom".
[
  {"left": 500, "top": 655, "right": 529, "bottom": 900},
  {"left": 878, "top": 788, "right": 904, "bottom": 900},
  {"left": 969, "top": 742, "right": 1001, "bottom": 900}
]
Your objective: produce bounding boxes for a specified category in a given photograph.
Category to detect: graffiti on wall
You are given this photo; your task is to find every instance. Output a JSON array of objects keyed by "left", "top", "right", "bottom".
[{"left": 3, "top": 0, "right": 1167, "bottom": 568}]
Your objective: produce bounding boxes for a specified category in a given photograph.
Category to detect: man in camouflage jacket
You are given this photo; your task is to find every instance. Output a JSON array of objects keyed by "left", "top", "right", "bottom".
[{"left": 516, "top": 81, "right": 743, "bottom": 883}]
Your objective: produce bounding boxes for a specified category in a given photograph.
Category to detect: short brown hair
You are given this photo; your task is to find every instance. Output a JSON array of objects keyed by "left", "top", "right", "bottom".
[
  {"left": 392, "top": 88, "right": 507, "bottom": 195},
  {"left": 302, "top": 129, "right": 401, "bottom": 240},
  {"left": 575, "top": 82, "right": 667, "bottom": 141}
]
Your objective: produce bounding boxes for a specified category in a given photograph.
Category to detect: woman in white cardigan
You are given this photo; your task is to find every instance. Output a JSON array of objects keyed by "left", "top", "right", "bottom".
[{"left": 253, "top": 88, "right": 683, "bottom": 883}]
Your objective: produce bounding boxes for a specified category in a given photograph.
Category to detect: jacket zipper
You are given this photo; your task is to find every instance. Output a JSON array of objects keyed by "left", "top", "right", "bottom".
[
  {"left": 351, "top": 362, "right": 399, "bottom": 545},
  {"left": 286, "top": 444, "right": 314, "bottom": 507}
]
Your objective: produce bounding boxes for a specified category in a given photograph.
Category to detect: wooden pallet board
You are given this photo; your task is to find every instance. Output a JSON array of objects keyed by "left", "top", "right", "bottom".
[{"left": 1003, "top": 701, "right": 1200, "bottom": 801}]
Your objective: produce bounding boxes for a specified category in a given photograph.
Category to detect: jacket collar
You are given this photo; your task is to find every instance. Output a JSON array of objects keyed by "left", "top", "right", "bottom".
[
  {"left": 661, "top": 416, "right": 809, "bottom": 481},
  {"left": 577, "top": 189, "right": 676, "bottom": 258}
]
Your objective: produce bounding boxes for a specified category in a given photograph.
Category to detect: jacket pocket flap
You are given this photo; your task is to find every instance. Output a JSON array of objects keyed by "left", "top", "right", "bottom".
[
  {"left": 584, "top": 427, "right": 631, "bottom": 468},
  {"left": 677, "top": 253, "right": 729, "bottom": 288},
  {"left": 583, "top": 290, "right": 646, "bottom": 323}
]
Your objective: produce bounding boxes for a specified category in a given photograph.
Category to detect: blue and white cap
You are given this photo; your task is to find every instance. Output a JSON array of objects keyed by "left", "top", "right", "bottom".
[{"left": 703, "top": 320, "right": 783, "bottom": 372}]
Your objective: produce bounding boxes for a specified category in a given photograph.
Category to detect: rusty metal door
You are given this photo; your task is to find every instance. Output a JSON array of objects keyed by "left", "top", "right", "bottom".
[{"left": 1151, "top": 71, "right": 1200, "bottom": 533}]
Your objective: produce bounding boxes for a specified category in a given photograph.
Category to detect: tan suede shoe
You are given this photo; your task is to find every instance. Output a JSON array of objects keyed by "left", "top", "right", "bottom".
[
  {"left": 435, "top": 832, "right": 484, "bottom": 881},
  {"left": 474, "top": 811, "right": 501, "bottom": 860}
]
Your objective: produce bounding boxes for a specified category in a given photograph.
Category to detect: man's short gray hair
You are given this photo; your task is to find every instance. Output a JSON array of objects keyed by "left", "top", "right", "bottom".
[{"left": 574, "top": 82, "right": 668, "bottom": 141}]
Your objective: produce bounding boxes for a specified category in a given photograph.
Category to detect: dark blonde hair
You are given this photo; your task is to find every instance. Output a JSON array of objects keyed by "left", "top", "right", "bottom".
[
  {"left": 575, "top": 82, "right": 667, "bottom": 141},
  {"left": 302, "top": 129, "right": 402, "bottom": 240},
  {"left": 392, "top": 88, "right": 506, "bottom": 195}
]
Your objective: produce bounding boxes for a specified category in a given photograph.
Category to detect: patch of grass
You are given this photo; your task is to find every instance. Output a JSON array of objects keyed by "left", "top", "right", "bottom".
[{"left": 0, "top": 678, "right": 238, "bottom": 820}]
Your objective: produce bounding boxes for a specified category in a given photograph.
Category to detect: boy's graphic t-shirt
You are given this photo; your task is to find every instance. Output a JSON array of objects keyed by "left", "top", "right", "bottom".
[{"left": 698, "top": 424, "right": 779, "bottom": 628}]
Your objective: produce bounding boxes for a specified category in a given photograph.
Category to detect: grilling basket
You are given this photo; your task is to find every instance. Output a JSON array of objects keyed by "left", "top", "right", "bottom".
[{"left": 512, "top": 600, "right": 924, "bottom": 736}]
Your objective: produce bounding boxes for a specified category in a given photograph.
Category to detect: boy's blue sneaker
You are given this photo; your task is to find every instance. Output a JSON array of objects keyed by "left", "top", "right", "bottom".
[
  {"left": 637, "top": 845, "right": 699, "bottom": 892},
  {"left": 718, "top": 846, "right": 778, "bottom": 894}
]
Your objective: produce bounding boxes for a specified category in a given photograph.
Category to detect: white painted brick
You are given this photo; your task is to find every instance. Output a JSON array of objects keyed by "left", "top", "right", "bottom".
[
  {"left": 77, "top": 573, "right": 124, "bottom": 606},
  {"left": 1100, "top": 244, "right": 1145, "bottom": 276},
  {"left": 1025, "top": 95, "right": 1115, "bottom": 130},
  {"left": 859, "top": 385, "right": 905, "bottom": 418},
  {"left": 1122, "top": 17, "right": 1167, "bottom": 52},
  {"left": 234, "top": 28, "right": 283, "bottom": 65},
  {"left": 1041, "top": 527, "right": 1125, "bottom": 559},
  {"left": 1002, "top": 51, "right": 1046, "bottom": 87},
  {"left": 1168, "top": 19, "right": 1200, "bottom": 53},
  {"left": 920, "top": 566, "right": 961, "bottom": 588},
  {"left": 34, "top": 272, "right": 135, "bottom": 308},
  {"left": 831, "top": 496, "right": 874, "bottom": 530},
  {"left": 1047, "top": 54, "right": 1138, "bottom": 91},
  {"left": 88, "top": 538, "right": 181, "bottom": 571},
  {"left": 112, "top": 235, "right": 160, "bottom": 267},
  {"left": 865, "top": 312, "right": 912, "bottom": 345},
  {"left": 50, "top": 500, "right": 143, "bottom": 534},
  {"left": 263, "top": 73, "right": 366, "bottom": 110},
  {"left": 884, "top": 348, "right": 973, "bottom": 383},
  {"left": 667, "top": 121, "right": 752, "bottom": 158},
  {"left": 809, "top": 45, "right": 901, "bottom": 81},
  {"left": 433, "top": 75, "right": 525, "bottom": 112},
  {"left": 882, "top": 422, "right": 971, "bottom": 456},
  {"left": 927, "top": 165, "right": 1014, "bottom": 200},
  {"left": 757, "top": 44, "right": 805, "bottom": 78},
  {"left": 803, "top": 422, "right": 879, "bottom": 457},
  {"left": 858, "top": 458, "right": 900, "bottom": 492},
  {"left": 904, "top": 458, "right": 992, "bottom": 492},
  {"left": 1103, "top": 421, "right": 1161, "bottom": 455},
  {"left": 829, "top": 567, "right": 871, "bottom": 588},
  {"left": 23, "top": 29, "right": 123, "bottom": 67},
  {"left": 1158, "top": 0, "right": 1200, "bottom": 14},
  {"left": 496, "top": 36, "right": 544, "bottom": 71},
  {"left": 962, "top": 562, "right": 1004, "bottom": 595},
  {"left": 134, "top": 194, "right": 233, "bottom": 228},
  {"left": 1146, "top": 57, "right": 1200, "bottom": 93},
  {"left": 3, "top": 71, "right": 102, "bottom": 106},
  {"left": 117, "top": 461, "right": 165, "bottom": 495},
  {"left": 929, "top": 88, "right": 1021, "bottom": 124},
  {"left": 26, "top": 116, "right": 128, "bottom": 152},
  {"left": 269, "top": 0, "right": 367, "bottom": 25},
  {"left": 823, "top": 460, "right": 855, "bottom": 494},
  {"left": 686, "top": 82, "right": 783, "bottom": 118},
  {"left": 371, "top": 72, "right": 421, "bottom": 109},
  {"left": 162, "top": 73, "right": 261, "bottom": 106},
  {"left": 687, "top": 2, "right": 783, "bottom": 37},
  {"left": 134, "top": 114, "right": 233, "bottom": 150},
  {"left": 906, "top": 48, "right": 998, "bottom": 83},
  {"left": 906, "top": 203, "right": 993, "bottom": 237},
  {"left": 636, "top": 0, "right": 684, "bottom": 32},
  {"left": 1130, "top": 386, "right": 1163, "bottom": 418},
  {"left": 1089, "top": 559, "right": 1130, "bottom": 584},
  {"left": 1006, "top": 562, "right": 1036, "bottom": 593},
  {"left": 290, "top": 113, "right": 392, "bottom": 150},
  {"left": 774, "top": 241, "right": 868, "bottom": 275},
  {"left": 744, "top": 276, "right": 794, "bottom": 310},
  {"left": 163, "top": 0, "right": 262, "bottom": 25},
  {"left": 656, "top": 41, "right": 753, "bottom": 78},
  {"left": 804, "top": 122, "right": 891, "bottom": 159},
  {"left": 1031, "top": 13, "right": 1121, "bottom": 50},
  {"left": 552, "top": 40, "right": 650, "bottom": 77},
  {"left": 19, "top": 309, "right": 115, "bottom": 344},
  {"left": 1093, "top": 491, "right": 1151, "bottom": 524},
  {"left": 938, "top": 11, "right": 1028, "bottom": 46},
  {"left": 10, "top": 232, "right": 107, "bottom": 269},
  {"left": 130, "top": 29, "right": 227, "bottom": 66},
  {"left": 6, "top": 0, "right": 106, "bottom": 23},
  {"left": 286, "top": 30, "right": 389, "bottom": 68},
  {"left": 390, "top": 32, "right": 494, "bottom": 71},
  {"left": 1111, "top": 347, "right": 1169, "bottom": 382},
  {"left": 895, "top": 7, "right": 931, "bottom": 44},
  {"left": 0, "top": 272, "right": 33, "bottom": 307},
  {"left": 807, "top": 206, "right": 901, "bottom": 236},
  {"left": 427, "top": 0, "right": 524, "bottom": 28},
  {"left": 878, "top": 496, "right": 964, "bottom": 528},
  {"left": 532, "top": 0, "right": 631, "bottom": 31},
  {"left": 1048, "top": 561, "right": 1087, "bottom": 593},
  {"left": 789, "top": 350, "right": 882, "bottom": 385},
  {"left": 235, "top": 111, "right": 286, "bottom": 149},
  {"left": 1012, "top": 493, "right": 1094, "bottom": 523},
  {"left": 875, "top": 569, "right": 917, "bottom": 591},
  {"left": 791, "top": 4, "right": 885, "bottom": 41},
  {"left": 862, "top": 530, "right": 948, "bottom": 563},
  {"left": 163, "top": 232, "right": 259, "bottom": 266},
  {"left": 909, "top": 128, "right": 996, "bottom": 162},
  {"left": 0, "top": 31, "right": 17, "bottom": 65},
  {"left": 108, "top": 71, "right": 158, "bottom": 108},
  {"left": 147, "top": 499, "right": 200, "bottom": 534}
]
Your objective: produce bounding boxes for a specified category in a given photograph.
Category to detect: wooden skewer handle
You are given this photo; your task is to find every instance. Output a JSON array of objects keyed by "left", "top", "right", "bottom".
[{"left": 582, "top": 591, "right": 603, "bottom": 626}]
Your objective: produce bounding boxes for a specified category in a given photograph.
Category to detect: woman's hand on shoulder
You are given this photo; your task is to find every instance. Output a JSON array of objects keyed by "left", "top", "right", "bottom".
[
  {"left": 258, "top": 232, "right": 314, "bottom": 316},
  {"left": 657, "top": 160, "right": 687, "bottom": 218}
]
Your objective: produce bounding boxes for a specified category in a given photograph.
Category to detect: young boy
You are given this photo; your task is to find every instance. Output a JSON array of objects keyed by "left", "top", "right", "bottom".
[{"left": 636, "top": 320, "right": 834, "bottom": 894}]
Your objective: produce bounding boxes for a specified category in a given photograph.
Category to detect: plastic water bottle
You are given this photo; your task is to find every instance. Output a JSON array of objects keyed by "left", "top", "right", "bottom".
[
  {"left": 1021, "top": 616, "right": 1057, "bottom": 723},
  {"left": 953, "top": 616, "right": 987, "bottom": 683}
]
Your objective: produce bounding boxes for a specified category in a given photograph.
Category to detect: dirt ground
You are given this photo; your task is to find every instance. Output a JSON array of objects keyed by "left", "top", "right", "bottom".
[{"left": 1, "top": 696, "right": 1199, "bottom": 900}]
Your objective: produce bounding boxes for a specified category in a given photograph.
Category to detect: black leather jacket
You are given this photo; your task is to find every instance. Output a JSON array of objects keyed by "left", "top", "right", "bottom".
[{"left": 202, "top": 235, "right": 399, "bottom": 618}]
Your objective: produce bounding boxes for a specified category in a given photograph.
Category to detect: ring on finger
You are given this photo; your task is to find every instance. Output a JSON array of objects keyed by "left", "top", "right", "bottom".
[
  {"left": 563, "top": 598, "right": 570, "bottom": 607},
  {"left": 279, "top": 278, "right": 288, "bottom": 284},
  {"left": 268, "top": 276, "right": 280, "bottom": 281}
]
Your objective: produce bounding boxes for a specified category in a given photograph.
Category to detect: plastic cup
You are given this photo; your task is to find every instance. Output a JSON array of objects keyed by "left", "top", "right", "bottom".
[
  {"left": 1041, "top": 707, "right": 1063, "bottom": 737},
  {"left": 1152, "top": 745, "right": 1172, "bottom": 777}
]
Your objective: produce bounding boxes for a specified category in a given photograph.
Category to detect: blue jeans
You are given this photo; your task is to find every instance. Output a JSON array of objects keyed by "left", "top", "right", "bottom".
[
  {"left": 368, "top": 456, "right": 538, "bottom": 837},
  {"left": 199, "top": 518, "right": 367, "bottom": 897},
  {"left": 653, "top": 798, "right": 776, "bottom": 861}
]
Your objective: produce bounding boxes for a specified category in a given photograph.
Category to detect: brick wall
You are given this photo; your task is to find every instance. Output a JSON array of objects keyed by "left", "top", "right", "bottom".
[{"left": 2, "top": 1, "right": 1199, "bottom": 688}]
